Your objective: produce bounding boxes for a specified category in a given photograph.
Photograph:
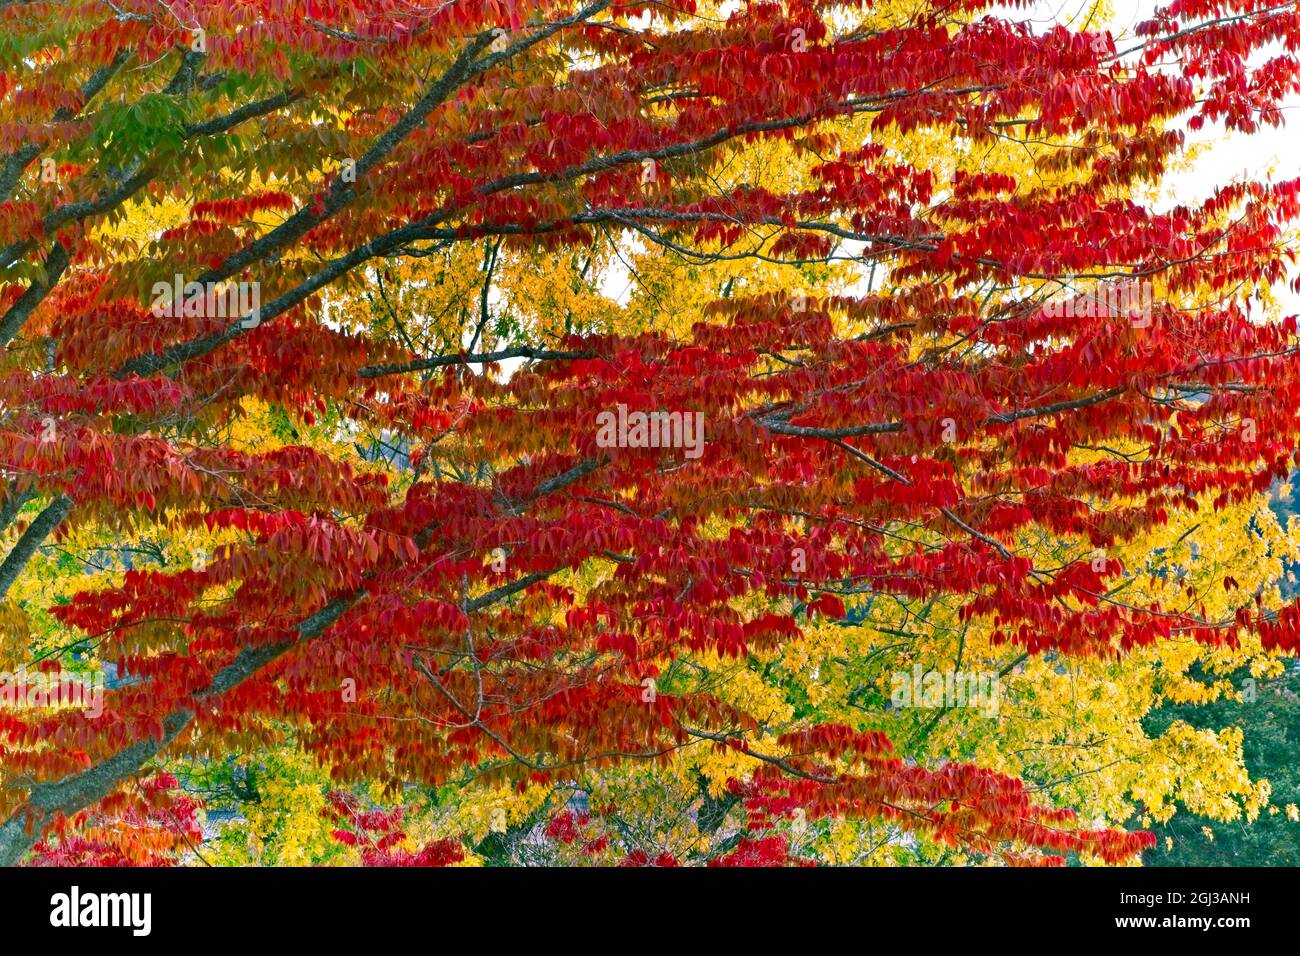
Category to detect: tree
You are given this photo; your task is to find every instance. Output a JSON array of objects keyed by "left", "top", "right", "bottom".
[
  {"left": 1145, "top": 661, "right": 1300, "bottom": 865},
  {"left": 3, "top": 0, "right": 1300, "bottom": 866}
]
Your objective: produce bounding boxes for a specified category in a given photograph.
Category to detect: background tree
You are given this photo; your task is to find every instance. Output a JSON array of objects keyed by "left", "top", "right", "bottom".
[{"left": 1145, "top": 662, "right": 1300, "bottom": 866}]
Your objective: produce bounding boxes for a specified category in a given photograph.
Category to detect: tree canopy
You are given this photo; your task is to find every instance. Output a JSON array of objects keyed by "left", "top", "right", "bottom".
[{"left": 3, "top": 0, "right": 1300, "bottom": 867}]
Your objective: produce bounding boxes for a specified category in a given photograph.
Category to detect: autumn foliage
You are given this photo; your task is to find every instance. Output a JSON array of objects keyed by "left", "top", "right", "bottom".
[{"left": 2, "top": 0, "right": 1300, "bottom": 866}]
